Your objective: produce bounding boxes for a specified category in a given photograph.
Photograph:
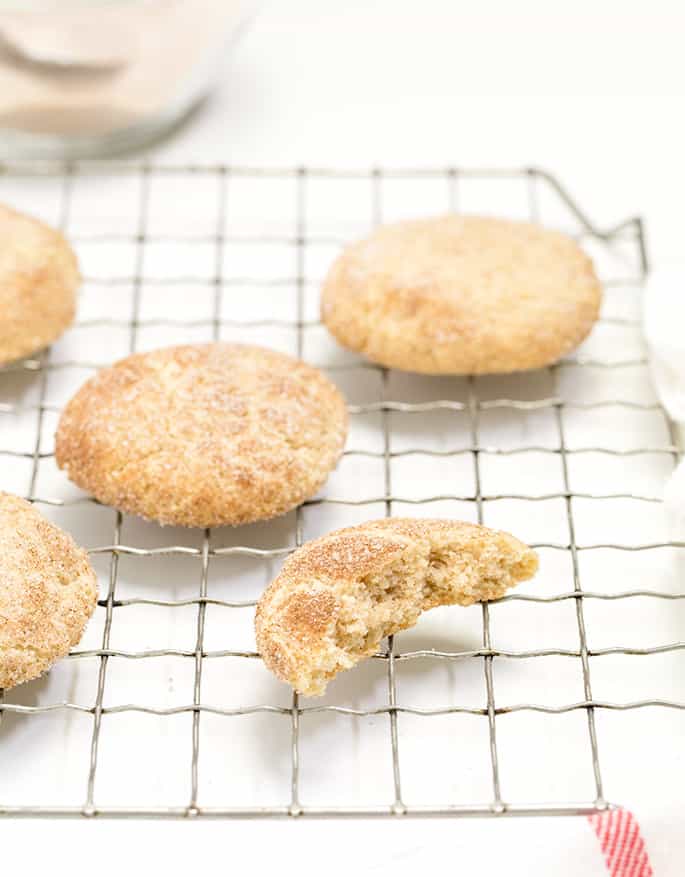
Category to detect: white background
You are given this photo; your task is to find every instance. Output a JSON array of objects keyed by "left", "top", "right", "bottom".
[
  {"left": 6, "top": 2, "right": 685, "bottom": 875},
  {"left": 162, "top": 0, "right": 685, "bottom": 269}
]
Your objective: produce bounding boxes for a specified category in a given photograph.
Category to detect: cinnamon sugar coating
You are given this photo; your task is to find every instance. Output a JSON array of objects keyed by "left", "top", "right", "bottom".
[
  {"left": 0, "top": 203, "right": 79, "bottom": 365},
  {"left": 255, "top": 517, "right": 538, "bottom": 696},
  {"left": 0, "top": 492, "right": 97, "bottom": 690},
  {"left": 321, "top": 215, "right": 601, "bottom": 374},
  {"left": 55, "top": 343, "right": 348, "bottom": 528}
]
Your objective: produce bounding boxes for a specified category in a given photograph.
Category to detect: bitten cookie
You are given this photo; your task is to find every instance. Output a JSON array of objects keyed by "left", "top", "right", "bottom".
[
  {"left": 0, "top": 203, "right": 79, "bottom": 365},
  {"left": 0, "top": 492, "right": 97, "bottom": 690},
  {"left": 321, "top": 215, "right": 602, "bottom": 374},
  {"left": 255, "top": 517, "right": 538, "bottom": 696},
  {"left": 55, "top": 343, "right": 348, "bottom": 528}
]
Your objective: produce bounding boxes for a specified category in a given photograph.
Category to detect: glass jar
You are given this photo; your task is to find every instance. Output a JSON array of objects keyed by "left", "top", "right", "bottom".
[{"left": 0, "top": 0, "right": 259, "bottom": 158}]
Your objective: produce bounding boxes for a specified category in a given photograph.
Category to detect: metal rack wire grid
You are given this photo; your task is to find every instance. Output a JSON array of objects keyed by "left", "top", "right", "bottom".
[{"left": 0, "top": 164, "right": 682, "bottom": 819}]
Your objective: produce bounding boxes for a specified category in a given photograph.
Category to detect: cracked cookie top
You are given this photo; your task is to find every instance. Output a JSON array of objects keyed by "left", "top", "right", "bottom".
[
  {"left": 55, "top": 343, "right": 348, "bottom": 527},
  {"left": 321, "top": 214, "right": 601, "bottom": 375},
  {"left": 0, "top": 491, "right": 97, "bottom": 690},
  {"left": 0, "top": 203, "right": 79, "bottom": 365}
]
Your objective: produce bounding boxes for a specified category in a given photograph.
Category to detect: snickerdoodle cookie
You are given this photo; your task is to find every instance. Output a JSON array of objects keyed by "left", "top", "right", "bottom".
[
  {"left": 0, "top": 203, "right": 79, "bottom": 365},
  {"left": 0, "top": 492, "right": 97, "bottom": 690},
  {"left": 321, "top": 215, "right": 601, "bottom": 374},
  {"left": 255, "top": 517, "right": 538, "bottom": 696},
  {"left": 55, "top": 343, "right": 348, "bottom": 528}
]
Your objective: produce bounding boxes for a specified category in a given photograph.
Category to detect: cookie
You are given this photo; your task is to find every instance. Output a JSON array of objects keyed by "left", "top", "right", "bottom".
[
  {"left": 0, "top": 492, "right": 97, "bottom": 690},
  {"left": 255, "top": 517, "right": 538, "bottom": 696},
  {"left": 0, "top": 203, "right": 79, "bottom": 365},
  {"left": 55, "top": 343, "right": 348, "bottom": 528},
  {"left": 321, "top": 215, "right": 601, "bottom": 374}
]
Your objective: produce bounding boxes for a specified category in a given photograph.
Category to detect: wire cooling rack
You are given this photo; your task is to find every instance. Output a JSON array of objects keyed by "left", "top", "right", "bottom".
[{"left": 0, "top": 164, "right": 683, "bottom": 820}]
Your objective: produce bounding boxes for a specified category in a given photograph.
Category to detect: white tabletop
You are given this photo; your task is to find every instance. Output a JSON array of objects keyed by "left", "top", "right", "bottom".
[{"left": 5, "top": 3, "right": 685, "bottom": 874}]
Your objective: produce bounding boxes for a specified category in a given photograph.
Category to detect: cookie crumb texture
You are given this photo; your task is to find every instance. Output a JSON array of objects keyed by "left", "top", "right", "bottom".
[
  {"left": 0, "top": 492, "right": 97, "bottom": 690},
  {"left": 0, "top": 203, "right": 79, "bottom": 365},
  {"left": 55, "top": 343, "right": 349, "bottom": 528},
  {"left": 321, "top": 214, "right": 602, "bottom": 374},
  {"left": 255, "top": 518, "right": 538, "bottom": 696}
]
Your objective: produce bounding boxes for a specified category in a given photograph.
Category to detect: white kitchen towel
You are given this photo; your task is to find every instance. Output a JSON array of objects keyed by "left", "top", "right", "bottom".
[
  {"left": 644, "top": 266, "right": 685, "bottom": 531},
  {"left": 643, "top": 267, "right": 685, "bottom": 423}
]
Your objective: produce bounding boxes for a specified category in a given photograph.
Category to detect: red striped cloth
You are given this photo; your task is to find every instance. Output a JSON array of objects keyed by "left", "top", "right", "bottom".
[{"left": 588, "top": 810, "right": 654, "bottom": 877}]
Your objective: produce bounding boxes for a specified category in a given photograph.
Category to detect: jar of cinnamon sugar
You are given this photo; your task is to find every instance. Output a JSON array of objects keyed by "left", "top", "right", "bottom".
[{"left": 0, "top": 0, "right": 259, "bottom": 157}]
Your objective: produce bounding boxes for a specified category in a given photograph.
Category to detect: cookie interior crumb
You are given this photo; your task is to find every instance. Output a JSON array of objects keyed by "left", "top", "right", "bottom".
[{"left": 256, "top": 519, "right": 538, "bottom": 696}]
